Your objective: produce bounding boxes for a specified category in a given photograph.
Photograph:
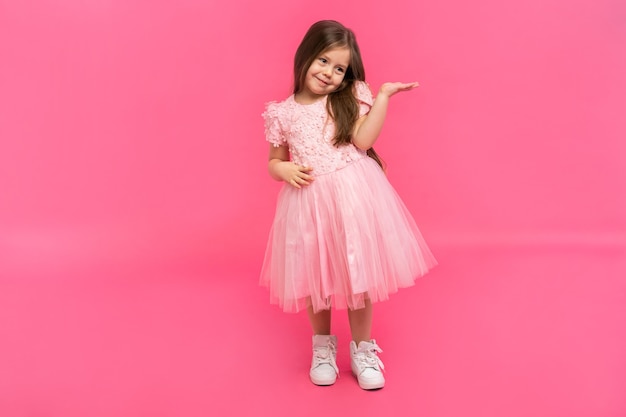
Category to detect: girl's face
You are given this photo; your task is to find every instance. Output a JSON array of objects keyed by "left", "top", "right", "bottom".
[{"left": 301, "top": 46, "right": 350, "bottom": 100}]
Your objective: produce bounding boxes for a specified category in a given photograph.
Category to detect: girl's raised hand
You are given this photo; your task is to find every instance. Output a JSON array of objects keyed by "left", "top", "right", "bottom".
[{"left": 379, "top": 82, "right": 420, "bottom": 98}]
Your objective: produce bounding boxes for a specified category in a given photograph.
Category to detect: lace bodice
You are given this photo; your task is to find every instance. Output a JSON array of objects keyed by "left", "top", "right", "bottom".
[{"left": 263, "top": 81, "right": 374, "bottom": 176}]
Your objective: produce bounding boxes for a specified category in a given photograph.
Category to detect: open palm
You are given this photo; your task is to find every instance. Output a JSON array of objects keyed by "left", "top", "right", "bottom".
[{"left": 379, "top": 81, "right": 420, "bottom": 97}]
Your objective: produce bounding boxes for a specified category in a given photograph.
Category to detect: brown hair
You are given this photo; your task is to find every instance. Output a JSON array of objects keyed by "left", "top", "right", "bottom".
[{"left": 293, "top": 20, "right": 384, "bottom": 168}]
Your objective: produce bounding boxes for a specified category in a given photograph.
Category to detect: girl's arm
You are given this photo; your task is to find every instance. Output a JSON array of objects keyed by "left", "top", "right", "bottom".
[
  {"left": 351, "top": 82, "right": 419, "bottom": 150},
  {"left": 268, "top": 144, "right": 314, "bottom": 189}
]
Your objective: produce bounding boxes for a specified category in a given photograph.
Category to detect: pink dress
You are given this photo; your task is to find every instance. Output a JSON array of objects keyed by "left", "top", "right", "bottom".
[{"left": 261, "top": 81, "right": 437, "bottom": 313}]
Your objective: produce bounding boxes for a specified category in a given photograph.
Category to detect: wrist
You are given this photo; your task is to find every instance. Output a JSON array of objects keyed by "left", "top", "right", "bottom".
[
  {"left": 268, "top": 159, "right": 288, "bottom": 180},
  {"left": 375, "top": 89, "right": 391, "bottom": 101}
]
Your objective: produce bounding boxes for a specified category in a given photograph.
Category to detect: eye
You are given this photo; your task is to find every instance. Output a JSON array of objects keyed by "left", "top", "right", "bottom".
[
  {"left": 319, "top": 58, "right": 328, "bottom": 64},
  {"left": 336, "top": 67, "right": 345, "bottom": 74}
]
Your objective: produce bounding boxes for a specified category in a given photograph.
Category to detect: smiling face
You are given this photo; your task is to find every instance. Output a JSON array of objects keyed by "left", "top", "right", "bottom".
[{"left": 297, "top": 46, "right": 351, "bottom": 103}]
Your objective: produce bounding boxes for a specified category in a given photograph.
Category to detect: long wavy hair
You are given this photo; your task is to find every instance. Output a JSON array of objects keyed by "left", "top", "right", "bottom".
[{"left": 293, "top": 20, "right": 384, "bottom": 168}]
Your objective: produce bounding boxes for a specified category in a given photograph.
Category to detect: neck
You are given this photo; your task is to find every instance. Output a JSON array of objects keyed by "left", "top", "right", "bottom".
[{"left": 294, "top": 91, "right": 327, "bottom": 105}]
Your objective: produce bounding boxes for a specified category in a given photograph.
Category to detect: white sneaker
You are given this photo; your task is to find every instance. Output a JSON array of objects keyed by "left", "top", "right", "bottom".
[
  {"left": 310, "top": 335, "right": 339, "bottom": 386},
  {"left": 350, "top": 339, "right": 385, "bottom": 390}
]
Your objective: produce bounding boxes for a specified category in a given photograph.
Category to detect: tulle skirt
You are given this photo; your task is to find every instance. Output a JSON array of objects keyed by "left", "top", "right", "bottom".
[{"left": 260, "top": 156, "right": 437, "bottom": 313}]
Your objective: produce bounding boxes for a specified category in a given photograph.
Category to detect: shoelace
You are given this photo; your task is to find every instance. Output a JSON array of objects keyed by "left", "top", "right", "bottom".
[
  {"left": 312, "top": 343, "right": 339, "bottom": 374},
  {"left": 355, "top": 343, "right": 385, "bottom": 372}
]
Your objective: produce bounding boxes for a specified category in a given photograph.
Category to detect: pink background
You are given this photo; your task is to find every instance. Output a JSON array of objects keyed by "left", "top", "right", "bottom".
[{"left": 1, "top": 0, "right": 625, "bottom": 416}]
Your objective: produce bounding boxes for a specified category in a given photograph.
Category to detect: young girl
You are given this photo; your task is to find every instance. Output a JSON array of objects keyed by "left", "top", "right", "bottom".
[{"left": 261, "top": 20, "right": 437, "bottom": 390}]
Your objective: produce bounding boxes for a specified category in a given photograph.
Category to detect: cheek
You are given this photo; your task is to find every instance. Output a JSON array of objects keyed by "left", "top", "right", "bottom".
[{"left": 307, "top": 62, "right": 320, "bottom": 74}]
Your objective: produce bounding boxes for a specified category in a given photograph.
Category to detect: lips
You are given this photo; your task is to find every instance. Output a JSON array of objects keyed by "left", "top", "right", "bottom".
[{"left": 315, "top": 77, "right": 329, "bottom": 86}]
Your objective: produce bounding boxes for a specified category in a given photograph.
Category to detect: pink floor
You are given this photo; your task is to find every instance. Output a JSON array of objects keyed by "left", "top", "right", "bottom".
[{"left": 2, "top": 242, "right": 624, "bottom": 417}]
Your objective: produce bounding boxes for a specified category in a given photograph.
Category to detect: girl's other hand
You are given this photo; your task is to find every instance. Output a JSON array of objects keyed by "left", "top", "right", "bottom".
[
  {"left": 277, "top": 162, "right": 314, "bottom": 189},
  {"left": 379, "top": 82, "right": 419, "bottom": 98}
]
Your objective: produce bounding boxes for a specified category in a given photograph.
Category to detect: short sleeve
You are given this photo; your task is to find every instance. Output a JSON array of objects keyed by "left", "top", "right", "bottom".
[
  {"left": 354, "top": 81, "right": 374, "bottom": 117},
  {"left": 262, "top": 102, "right": 287, "bottom": 147}
]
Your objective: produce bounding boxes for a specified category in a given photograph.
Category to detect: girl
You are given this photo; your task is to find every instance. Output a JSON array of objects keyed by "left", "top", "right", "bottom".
[{"left": 261, "top": 20, "right": 437, "bottom": 390}]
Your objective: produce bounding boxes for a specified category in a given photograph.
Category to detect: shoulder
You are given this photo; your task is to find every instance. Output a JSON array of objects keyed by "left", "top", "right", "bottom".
[
  {"left": 353, "top": 81, "right": 373, "bottom": 105},
  {"left": 353, "top": 80, "right": 371, "bottom": 92},
  {"left": 262, "top": 96, "right": 295, "bottom": 123},
  {"left": 263, "top": 96, "right": 291, "bottom": 113},
  {"left": 263, "top": 97, "right": 296, "bottom": 145}
]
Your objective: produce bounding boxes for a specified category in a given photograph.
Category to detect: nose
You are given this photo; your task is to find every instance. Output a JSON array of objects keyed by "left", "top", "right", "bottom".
[{"left": 323, "top": 67, "right": 332, "bottom": 77}]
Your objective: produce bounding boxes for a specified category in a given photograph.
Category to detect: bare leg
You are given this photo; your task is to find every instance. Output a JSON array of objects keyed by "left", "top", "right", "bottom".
[
  {"left": 307, "top": 304, "right": 332, "bottom": 335},
  {"left": 347, "top": 298, "right": 373, "bottom": 344}
]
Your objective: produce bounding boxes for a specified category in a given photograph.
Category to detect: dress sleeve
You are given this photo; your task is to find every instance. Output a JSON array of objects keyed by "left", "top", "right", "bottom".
[
  {"left": 354, "top": 81, "right": 374, "bottom": 117},
  {"left": 262, "top": 101, "right": 287, "bottom": 147}
]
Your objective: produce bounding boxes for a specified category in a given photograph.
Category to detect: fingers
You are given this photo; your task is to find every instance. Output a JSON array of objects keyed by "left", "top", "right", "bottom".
[
  {"left": 296, "top": 166, "right": 314, "bottom": 181},
  {"left": 397, "top": 82, "right": 419, "bottom": 91},
  {"left": 290, "top": 175, "right": 312, "bottom": 188},
  {"left": 380, "top": 81, "right": 420, "bottom": 98},
  {"left": 289, "top": 178, "right": 302, "bottom": 189},
  {"left": 287, "top": 166, "right": 314, "bottom": 188},
  {"left": 394, "top": 81, "right": 418, "bottom": 87}
]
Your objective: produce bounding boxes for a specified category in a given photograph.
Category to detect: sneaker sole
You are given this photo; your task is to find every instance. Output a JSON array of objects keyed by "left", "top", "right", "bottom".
[
  {"left": 310, "top": 376, "right": 337, "bottom": 386},
  {"left": 351, "top": 366, "right": 385, "bottom": 390}
]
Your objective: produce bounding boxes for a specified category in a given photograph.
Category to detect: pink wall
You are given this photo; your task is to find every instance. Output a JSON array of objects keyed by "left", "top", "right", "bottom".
[
  {"left": 1, "top": 0, "right": 625, "bottom": 275},
  {"left": 2, "top": 0, "right": 624, "bottom": 277}
]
